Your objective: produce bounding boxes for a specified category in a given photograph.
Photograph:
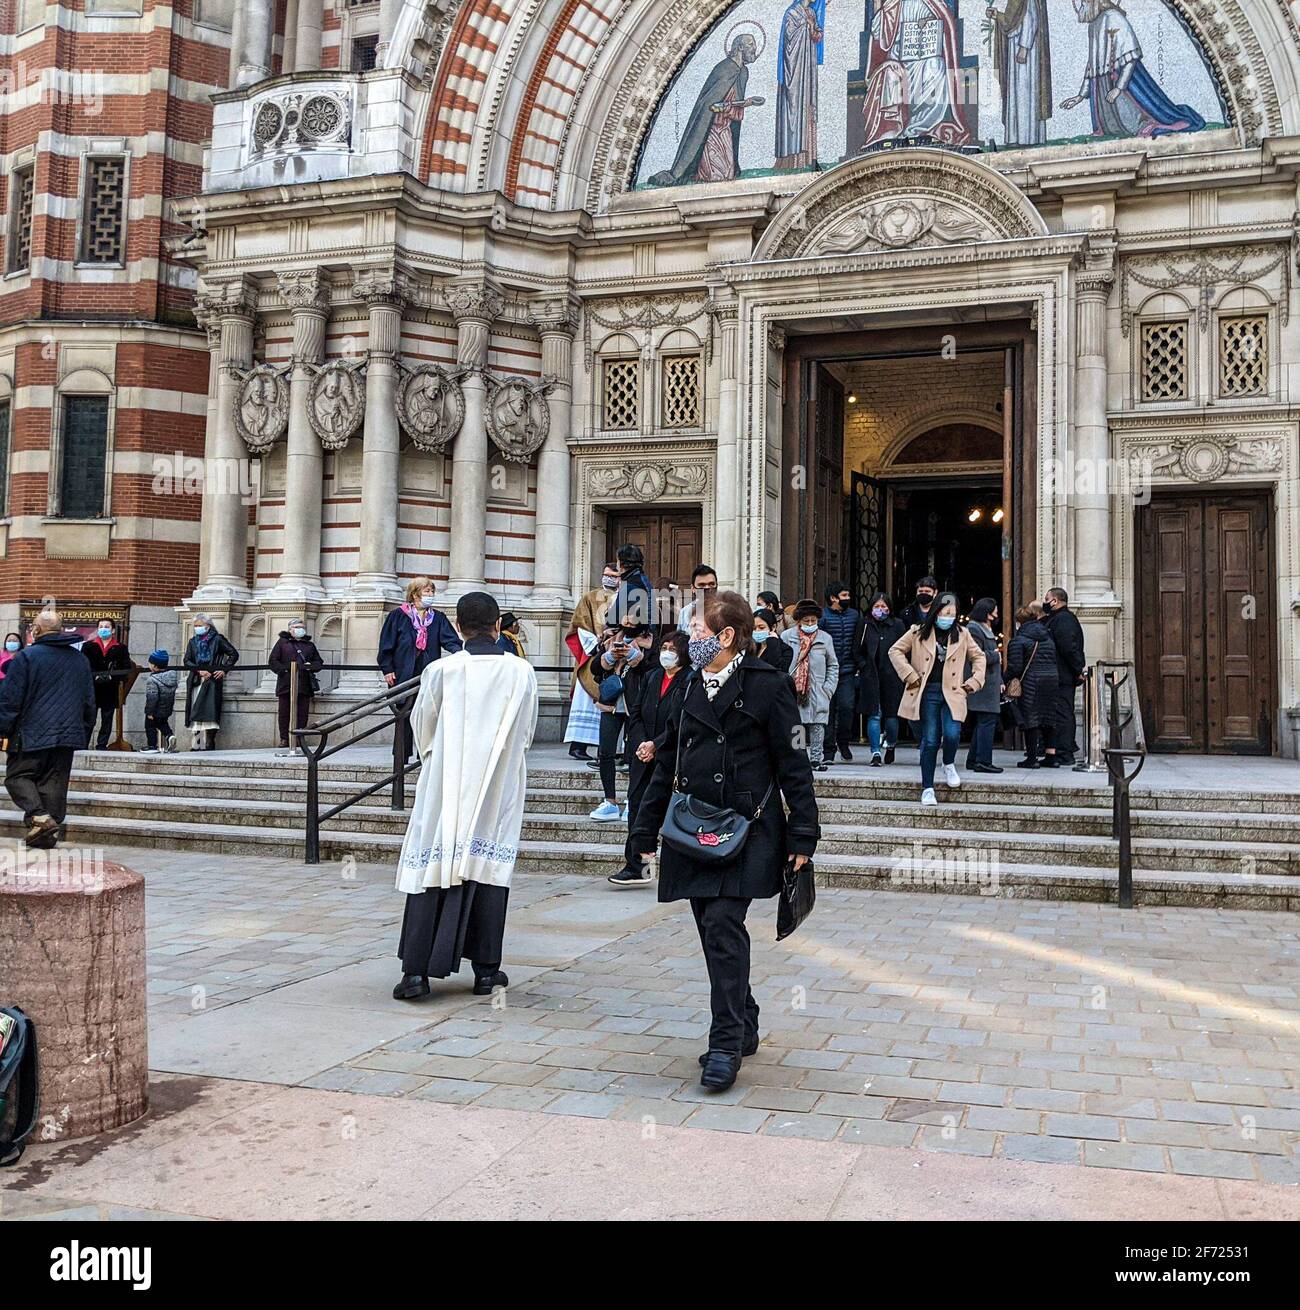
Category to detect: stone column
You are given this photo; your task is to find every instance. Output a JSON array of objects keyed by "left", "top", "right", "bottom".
[
  {"left": 528, "top": 297, "right": 579, "bottom": 603},
  {"left": 378, "top": 0, "right": 402, "bottom": 60},
  {"left": 710, "top": 297, "right": 740, "bottom": 587},
  {"left": 294, "top": 0, "right": 324, "bottom": 72},
  {"left": 195, "top": 279, "right": 256, "bottom": 601},
  {"left": 273, "top": 270, "right": 329, "bottom": 601},
  {"left": 194, "top": 305, "right": 222, "bottom": 587},
  {"left": 1074, "top": 233, "right": 1117, "bottom": 603},
  {"left": 352, "top": 270, "right": 406, "bottom": 599},
  {"left": 234, "top": 0, "right": 274, "bottom": 87},
  {"left": 445, "top": 280, "right": 503, "bottom": 596}
]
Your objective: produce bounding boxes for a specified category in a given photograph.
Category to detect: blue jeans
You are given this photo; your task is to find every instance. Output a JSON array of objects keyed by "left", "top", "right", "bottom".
[
  {"left": 866, "top": 713, "right": 899, "bottom": 755},
  {"left": 965, "top": 710, "right": 998, "bottom": 768},
  {"left": 918, "top": 683, "right": 960, "bottom": 790}
]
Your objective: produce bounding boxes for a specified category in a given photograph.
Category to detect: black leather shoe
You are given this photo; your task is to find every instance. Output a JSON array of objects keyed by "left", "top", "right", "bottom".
[
  {"left": 472, "top": 970, "right": 509, "bottom": 996},
  {"left": 840, "top": 747, "right": 853, "bottom": 763},
  {"left": 883, "top": 746, "right": 895, "bottom": 765},
  {"left": 699, "top": 1034, "right": 759, "bottom": 1066},
  {"left": 1016, "top": 758, "right": 1039, "bottom": 769},
  {"left": 568, "top": 744, "right": 591, "bottom": 760},
  {"left": 392, "top": 974, "right": 430, "bottom": 1000},
  {"left": 972, "top": 763, "right": 1004, "bottom": 774},
  {"left": 1041, "top": 756, "right": 1060, "bottom": 769},
  {"left": 699, "top": 1050, "right": 741, "bottom": 1090}
]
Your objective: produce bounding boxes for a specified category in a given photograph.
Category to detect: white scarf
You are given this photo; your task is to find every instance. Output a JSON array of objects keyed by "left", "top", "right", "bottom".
[{"left": 701, "top": 652, "right": 744, "bottom": 701}]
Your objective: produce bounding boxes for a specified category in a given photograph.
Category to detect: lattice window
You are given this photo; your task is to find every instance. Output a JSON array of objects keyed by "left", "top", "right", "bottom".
[
  {"left": 350, "top": 34, "right": 379, "bottom": 70},
  {"left": 661, "top": 355, "right": 701, "bottom": 430},
  {"left": 79, "top": 156, "right": 125, "bottom": 265},
  {"left": 1140, "top": 320, "right": 1188, "bottom": 402},
  {"left": 8, "top": 166, "right": 34, "bottom": 274},
  {"left": 1219, "top": 314, "right": 1268, "bottom": 398},
  {"left": 602, "top": 359, "right": 639, "bottom": 430},
  {"left": 59, "top": 396, "right": 109, "bottom": 518},
  {"left": 0, "top": 401, "right": 10, "bottom": 519}
]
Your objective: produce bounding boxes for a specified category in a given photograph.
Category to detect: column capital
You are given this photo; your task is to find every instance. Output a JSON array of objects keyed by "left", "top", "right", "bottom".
[
  {"left": 353, "top": 266, "right": 411, "bottom": 309},
  {"left": 198, "top": 274, "right": 258, "bottom": 322},
  {"left": 528, "top": 294, "right": 581, "bottom": 338},
  {"left": 446, "top": 279, "right": 505, "bottom": 325},
  {"left": 277, "top": 269, "right": 330, "bottom": 316},
  {"left": 1076, "top": 231, "right": 1117, "bottom": 300}
]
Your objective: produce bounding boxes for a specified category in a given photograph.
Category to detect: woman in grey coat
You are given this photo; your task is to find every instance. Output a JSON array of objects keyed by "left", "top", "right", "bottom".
[
  {"left": 780, "top": 598, "right": 839, "bottom": 772},
  {"left": 964, "top": 598, "right": 1004, "bottom": 773}
]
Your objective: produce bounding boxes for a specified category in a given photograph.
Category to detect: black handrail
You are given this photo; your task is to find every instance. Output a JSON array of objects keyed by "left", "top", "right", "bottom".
[{"left": 1096, "top": 661, "right": 1147, "bottom": 910}]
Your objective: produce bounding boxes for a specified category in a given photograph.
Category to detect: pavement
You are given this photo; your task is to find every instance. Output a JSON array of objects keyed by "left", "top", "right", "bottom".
[{"left": 3, "top": 842, "right": 1299, "bottom": 1221}]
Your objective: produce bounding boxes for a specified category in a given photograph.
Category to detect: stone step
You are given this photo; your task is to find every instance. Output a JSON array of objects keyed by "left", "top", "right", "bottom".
[
  {"left": 44, "top": 788, "right": 1300, "bottom": 877},
  {"left": 3, "top": 809, "right": 1295, "bottom": 911}
]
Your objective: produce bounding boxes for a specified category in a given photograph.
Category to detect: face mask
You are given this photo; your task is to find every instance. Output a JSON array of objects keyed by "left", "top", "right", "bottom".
[
  {"left": 291, "top": 628, "right": 306, "bottom": 640},
  {"left": 98, "top": 627, "right": 113, "bottom": 639},
  {"left": 936, "top": 616, "right": 956, "bottom": 632},
  {"left": 5, "top": 641, "right": 19, "bottom": 652},
  {"left": 420, "top": 595, "right": 436, "bottom": 609},
  {"left": 800, "top": 622, "right": 818, "bottom": 635},
  {"left": 871, "top": 607, "right": 889, "bottom": 620},
  {"left": 917, "top": 593, "right": 934, "bottom": 606},
  {"left": 688, "top": 634, "right": 723, "bottom": 669},
  {"left": 601, "top": 575, "right": 619, "bottom": 591},
  {"left": 194, "top": 625, "right": 209, "bottom": 636},
  {"left": 659, "top": 651, "right": 679, "bottom": 669},
  {"left": 752, "top": 629, "right": 770, "bottom": 643},
  {"left": 1041, "top": 598, "right": 1054, "bottom": 613}
]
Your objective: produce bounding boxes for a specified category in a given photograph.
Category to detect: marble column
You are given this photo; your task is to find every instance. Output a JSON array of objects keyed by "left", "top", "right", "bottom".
[
  {"left": 710, "top": 298, "right": 740, "bottom": 588},
  {"left": 352, "top": 270, "right": 406, "bottom": 599},
  {"left": 294, "top": 0, "right": 323, "bottom": 72},
  {"left": 234, "top": 0, "right": 274, "bottom": 87},
  {"left": 1074, "top": 234, "right": 1117, "bottom": 603},
  {"left": 194, "top": 305, "right": 222, "bottom": 587},
  {"left": 528, "top": 297, "right": 579, "bottom": 603},
  {"left": 195, "top": 280, "right": 256, "bottom": 600},
  {"left": 445, "top": 280, "right": 503, "bottom": 595},
  {"left": 273, "top": 271, "right": 329, "bottom": 601}
]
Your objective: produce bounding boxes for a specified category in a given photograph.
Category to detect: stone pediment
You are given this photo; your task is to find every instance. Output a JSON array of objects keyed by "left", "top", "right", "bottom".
[{"left": 753, "top": 149, "right": 1048, "bottom": 263}]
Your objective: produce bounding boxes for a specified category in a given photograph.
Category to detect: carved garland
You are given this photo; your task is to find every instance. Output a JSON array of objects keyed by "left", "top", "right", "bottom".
[
  {"left": 582, "top": 293, "right": 712, "bottom": 372},
  {"left": 1121, "top": 245, "right": 1291, "bottom": 336}
]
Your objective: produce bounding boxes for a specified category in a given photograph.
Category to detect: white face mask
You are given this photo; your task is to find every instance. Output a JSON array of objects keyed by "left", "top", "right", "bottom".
[
  {"left": 194, "top": 625, "right": 209, "bottom": 636},
  {"left": 419, "top": 595, "right": 436, "bottom": 609},
  {"left": 659, "top": 651, "right": 679, "bottom": 669},
  {"left": 800, "top": 622, "right": 819, "bottom": 635},
  {"left": 291, "top": 628, "right": 306, "bottom": 639}
]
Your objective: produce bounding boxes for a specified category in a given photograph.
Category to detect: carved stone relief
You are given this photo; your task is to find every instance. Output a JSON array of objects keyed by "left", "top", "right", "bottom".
[
  {"left": 233, "top": 364, "right": 290, "bottom": 455},
  {"left": 1121, "top": 245, "right": 1290, "bottom": 336},
  {"left": 397, "top": 364, "right": 466, "bottom": 454},
  {"left": 1127, "top": 435, "right": 1284, "bottom": 483},
  {"left": 587, "top": 461, "right": 710, "bottom": 501},
  {"left": 250, "top": 89, "right": 352, "bottom": 158},
  {"left": 307, "top": 360, "right": 366, "bottom": 450},
  {"left": 817, "top": 199, "right": 988, "bottom": 255},
  {"left": 485, "top": 375, "right": 555, "bottom": 463}
]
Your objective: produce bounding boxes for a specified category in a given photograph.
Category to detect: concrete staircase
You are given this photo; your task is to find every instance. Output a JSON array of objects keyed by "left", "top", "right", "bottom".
[{"left": 3, "top": 752, "right": 1296, "bottom": 910}]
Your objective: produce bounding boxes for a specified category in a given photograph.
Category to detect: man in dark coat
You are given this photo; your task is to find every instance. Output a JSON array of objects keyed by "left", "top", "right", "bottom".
[
  {"left": 898, "top": 575, "right": 939, "bottom": 630},
  {"left": 819, "top": 581, "right": 860, "bottom": 762},
  {"left": 0, "top": 610, "right": 95, "bottom": 846},
  {"left": 631, "top": 593, "right": 819, "bottom": 1092},
  {"left": 852, "top": 593, "right": 906, "bottom": 764},
  {"left": 1042, "top": 586, "right": 1086, "bottom": 765},
  {"left": 81, "top": 616, "right": 133, "bottom": 749},
  {"left": 605, "top": 542, "right": 656, "bottom": 630}
]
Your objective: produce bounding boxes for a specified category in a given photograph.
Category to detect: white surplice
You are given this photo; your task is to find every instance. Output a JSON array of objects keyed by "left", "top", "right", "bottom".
[{"left": 395, "top": 649, "right": 538, "bottom": 894}]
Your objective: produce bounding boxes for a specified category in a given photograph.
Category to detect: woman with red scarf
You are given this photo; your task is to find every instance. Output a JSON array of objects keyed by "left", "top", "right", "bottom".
[{"left": 82, "top": 617, "right": 133, "bottom": 749}]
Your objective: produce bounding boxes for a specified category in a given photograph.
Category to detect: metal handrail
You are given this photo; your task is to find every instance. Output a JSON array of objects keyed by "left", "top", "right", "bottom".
[{"left": 1094, "top": 661, "right": 1148, "bottom": 910}]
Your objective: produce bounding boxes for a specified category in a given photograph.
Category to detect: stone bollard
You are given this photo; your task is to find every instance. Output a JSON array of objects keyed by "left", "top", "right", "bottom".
[{"left": 0, "top": 852, "right": 148, "bottom": 1142}]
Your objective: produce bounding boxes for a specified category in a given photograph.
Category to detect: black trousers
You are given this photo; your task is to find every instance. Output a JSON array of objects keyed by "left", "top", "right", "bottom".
[
  {"left": 5, "top": 746, "right": 75, "bottom": 824},
  {"left": 690, "top": 896, "right": 758, "bottom": 1055},
  {"left": 1048, "top": 683, "right": 1078, "bottom": 757},
  {"left": 398, "top": 882, "right": 509, "bottom": 979},
  {"left": 277, "top": 691, "right": 312, "bottom": 745},
  {"left": 622, "top": 755, "right": 653, "bottom": 870},
  {"left": 597, "top": 709, "right": 626, "bottom": 801},
  {"left": 144, "top": 714, "right": 173, "bottom": 749},
  {"left": 824, "top": 672, "right": 857, "bottom": 756},
  {"left": 94, "top": 704, "right": 116, "bottom": 749}
]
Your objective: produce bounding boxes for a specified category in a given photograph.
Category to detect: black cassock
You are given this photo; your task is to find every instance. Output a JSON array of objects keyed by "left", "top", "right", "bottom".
[{"left": 395, "top": 635, "right": 510, "bottom": 981}]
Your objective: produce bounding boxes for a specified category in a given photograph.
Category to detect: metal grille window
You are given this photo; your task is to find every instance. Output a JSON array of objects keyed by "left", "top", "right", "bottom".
[
  {"left": 602, "top": 359, "right": 639, "bottom": 430},
  {"left": 1140, "top": 320, "right": 1188, "bottom": 402},
  {"left": 350, "top": 34, "right": 379, "bottom": 71},
  {"left": 59, "top": 396, "right": 109, "bottom": 518},
  {"left": 1219, "top": 314, "right": 1268, "bottom": 398},
  {"left": 661, "top": 355, "right": 701, "bottom": 430},
  {"left": 0, "top": 402, "right": 9, "bottom": 519},
  {"left": 8, "top": 166, "right": 34, "bottom": 274},
  {"left": 79, "top": 156, "right": 126, "bottom": 265}
]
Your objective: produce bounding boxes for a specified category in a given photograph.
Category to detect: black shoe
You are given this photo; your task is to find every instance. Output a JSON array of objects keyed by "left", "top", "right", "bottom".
[
  {"left": 1041, "top": 756, "right": 1060, "bottom": 769},
  {"left": 813, "top": 762, "right": 829, "bottom": 772},
  {"left": 568, "top": 744, "right": 591, "bottom": 760},
  {"left": 972, "top": 763, "right": 1004, "bottom": 774},
  {"left": 699, "top": 1034, "right": 758, "bottom": 1066},
  {"left": 840, "top": 748, "right": 853, "bottom": 763},
  {"left": 392, "top": 974, "right": 430, "bottom": 1000},
  {"left": 1016, "top": 758, "right": 1039, "bottom": 769},
  {"left": 870, "top": 752, "right": 883, "bottom": 767},
  {"left": 584, "top": 759, "right": 602, "bottom": 770},
  {"left": 1056, "top": 754, "right": 1076, "bottom": 766},
  {"left": 699, "top": 1050, "right": 742, "bottom": 1091},
  {"left": 884, "top": 746, "right": 895, "bottom": 765},
  {"left": 472, "top": 970, "right": 509, "bottom": 996},
  {"left": 608, "top": 865, "right": 653, "bottom": 888}
]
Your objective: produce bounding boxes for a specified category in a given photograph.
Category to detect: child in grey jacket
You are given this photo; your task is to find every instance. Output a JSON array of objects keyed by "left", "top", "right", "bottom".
[{"left": 144, "top": 650, "right": 179, "bottom": 753}]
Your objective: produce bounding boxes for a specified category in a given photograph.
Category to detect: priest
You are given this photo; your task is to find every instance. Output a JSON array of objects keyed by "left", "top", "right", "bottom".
[{"left": 392, "top": 591, "right": 539, "bottom": 1000}]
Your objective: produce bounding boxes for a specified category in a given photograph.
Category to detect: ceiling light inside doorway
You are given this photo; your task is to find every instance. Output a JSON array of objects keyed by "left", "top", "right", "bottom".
[
  {"left": 992, "top": 508, "right": 1004, "bottom": 524},
  {"left": 847, "top": 393, "right": 858, "bottom": 404},
  {"left": 968, "top": 508, "right": 982, "bottom": 523}
]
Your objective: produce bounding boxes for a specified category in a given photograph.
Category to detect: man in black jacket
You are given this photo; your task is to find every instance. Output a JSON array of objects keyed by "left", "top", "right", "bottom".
[
  {"left": 0, "top": 610, "right": 96, "bottom": 846},
  {"left": 819, "top": 581, "right": 860, "bottom": 762},
  {"left": 898, "top": 575, "right": 939, "bottom": 630},
  {"left": 606, "top": 543, "right": 656, "bottom": 629},
  {"left": 1042, "top": 586, "right": 1086, "bottom": 766}
]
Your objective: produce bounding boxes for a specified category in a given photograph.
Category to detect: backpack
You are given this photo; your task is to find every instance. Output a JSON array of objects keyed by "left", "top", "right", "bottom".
[{"left": 0, "top": 1006, "right": 39, "bottom": 1167}]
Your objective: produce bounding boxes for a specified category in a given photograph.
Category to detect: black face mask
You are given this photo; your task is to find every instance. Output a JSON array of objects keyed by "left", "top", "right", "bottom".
[{"left": 916, "top": 593, "right": 935, "bottom": 607}]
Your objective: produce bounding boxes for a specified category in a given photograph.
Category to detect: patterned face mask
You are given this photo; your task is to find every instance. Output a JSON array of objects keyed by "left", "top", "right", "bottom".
[{"left": 688, "top": 634, "right": 723, "bottom": 669}]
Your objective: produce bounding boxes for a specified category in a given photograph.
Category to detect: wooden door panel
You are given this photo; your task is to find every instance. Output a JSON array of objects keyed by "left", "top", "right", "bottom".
[
  {"left": 1140, "top": 502, "right": 1202, "bottom": 750},
  {"left": 605, "top": 508, "right": 703, "bottom": 595}
]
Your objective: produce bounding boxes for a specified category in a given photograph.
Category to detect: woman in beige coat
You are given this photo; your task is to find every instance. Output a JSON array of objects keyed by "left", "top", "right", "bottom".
[{"left": 889, "top": 593, "right": 986, "bottom": 805}]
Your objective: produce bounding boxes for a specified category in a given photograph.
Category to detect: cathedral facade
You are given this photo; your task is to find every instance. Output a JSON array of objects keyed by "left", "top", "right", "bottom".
[{"left": 171, "top": 0, "right": 1300, "bottom": 753}]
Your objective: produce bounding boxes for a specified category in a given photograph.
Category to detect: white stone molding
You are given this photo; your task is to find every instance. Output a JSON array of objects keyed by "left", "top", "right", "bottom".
[{"left": 582, "top": 292, "right": 711, "bottom": 373}]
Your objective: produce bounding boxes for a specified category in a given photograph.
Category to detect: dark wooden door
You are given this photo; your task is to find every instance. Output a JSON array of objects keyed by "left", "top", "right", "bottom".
[
  {"left": 605, "top": 507, "right": 703, "bottom": 589},
  {"left": 1137, "top": 491, "right": 1275, "bottom": 754}
]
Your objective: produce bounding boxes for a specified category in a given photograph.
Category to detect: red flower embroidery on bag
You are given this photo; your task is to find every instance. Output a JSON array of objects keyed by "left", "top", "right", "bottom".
[{"left": 697, "top": 831, "right": 731, "bottom": 847}]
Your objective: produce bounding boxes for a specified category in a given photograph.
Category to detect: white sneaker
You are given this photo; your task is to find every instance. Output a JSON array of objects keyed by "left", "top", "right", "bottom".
[
  {"left": 943, "top": 763, "right": 962, "bottom": 789},
  {"left": 921, "top": 788, "right": 938, "bottom": 806},
  {"left": 589, "top": 801, "right": 621, "bottom": 822}
]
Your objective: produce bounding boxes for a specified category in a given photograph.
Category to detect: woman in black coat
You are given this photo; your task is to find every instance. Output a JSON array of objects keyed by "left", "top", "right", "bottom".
[
  {"left": 1005, "top": 604, "right": 1059, "bottom": 769},
  {"left": 752, "top": 608, "right": 793, "bottom": 674},
  {"left": 268, "top": 620, "right": 325, "bottom": 750},
  {"left": 631, "top": 591, "right": 820, "bottom": 1092},
  {"left": 852, "top": 591, "right": 905, "bottom": 766},
  {"left": 183, "top": 613, "right": 240, "bottom": 750},
  {"left": 609, "top": 630, "right": 690, "bottom": 888},
  {"left": 82, "top": 617, "right": 134, "bottom": 749}
]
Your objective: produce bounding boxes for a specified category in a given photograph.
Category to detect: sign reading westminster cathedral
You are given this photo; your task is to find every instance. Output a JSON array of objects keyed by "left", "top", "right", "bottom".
[{"left": 636, "top": 0, "right": 1225, "bottom": 187}]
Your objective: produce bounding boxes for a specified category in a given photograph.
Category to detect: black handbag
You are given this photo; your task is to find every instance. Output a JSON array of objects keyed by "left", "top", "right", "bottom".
[
  {"left": 660, "top": 674, "right": 774, "bottom": 863},
  {"left": 776, "top": 857, "right": 815, "bottom": 941}
]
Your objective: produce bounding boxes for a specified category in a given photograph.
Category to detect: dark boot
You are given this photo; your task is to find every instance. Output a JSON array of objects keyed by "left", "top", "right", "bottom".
[
  {"left": 699, "top": 1050, "right": 741, "bottom": 1091},
  {"left": 472, "top": 969, "right": 509, "bottom": 996},
  {"left": 392, "top": 974, "right": 430, "bottom": 1000}
]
